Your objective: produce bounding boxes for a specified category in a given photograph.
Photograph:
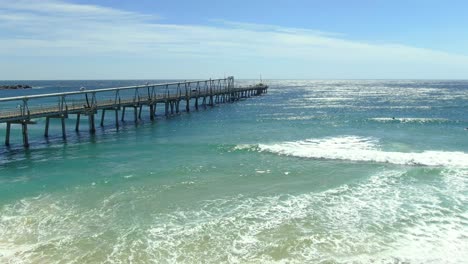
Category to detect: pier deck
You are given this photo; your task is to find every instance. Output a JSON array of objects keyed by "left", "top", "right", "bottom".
[{"left": 0, "top": 77, "right": 268, "bottom": 147}]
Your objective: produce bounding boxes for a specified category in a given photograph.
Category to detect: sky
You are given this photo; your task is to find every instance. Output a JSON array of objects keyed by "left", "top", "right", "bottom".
[{"left": 1, "top": 0, "right": 468, "bottom": 80}]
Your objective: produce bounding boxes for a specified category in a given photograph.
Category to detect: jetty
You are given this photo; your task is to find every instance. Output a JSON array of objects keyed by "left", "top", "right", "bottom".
[{"left": 0, "top": 77, "right": 267, "bottom": 148}]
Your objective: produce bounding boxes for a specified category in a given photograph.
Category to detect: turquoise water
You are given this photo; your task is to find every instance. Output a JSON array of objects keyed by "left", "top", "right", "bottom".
[{"left": 0, "top": 80, "right": 467, "bottom": 263}]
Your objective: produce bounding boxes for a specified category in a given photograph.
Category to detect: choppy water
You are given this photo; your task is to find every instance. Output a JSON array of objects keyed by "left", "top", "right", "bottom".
[{"left": 0, "top": 80, "right": 467, "bottom": 263}]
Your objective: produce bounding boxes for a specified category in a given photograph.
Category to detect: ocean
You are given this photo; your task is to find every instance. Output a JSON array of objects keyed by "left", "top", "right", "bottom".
[{"left": 0, "top": 79, "right": 467, "bottom": 263}]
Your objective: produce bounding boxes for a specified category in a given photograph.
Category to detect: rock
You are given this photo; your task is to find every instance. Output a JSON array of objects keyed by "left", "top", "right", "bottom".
[{"left": 0, "top": 84, "right": 32, "bottom": 90}]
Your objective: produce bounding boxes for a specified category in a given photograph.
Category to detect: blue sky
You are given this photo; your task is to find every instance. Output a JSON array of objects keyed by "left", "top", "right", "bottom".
[{"left": 1, "top": 0, "right": 468, "bottom": 80}]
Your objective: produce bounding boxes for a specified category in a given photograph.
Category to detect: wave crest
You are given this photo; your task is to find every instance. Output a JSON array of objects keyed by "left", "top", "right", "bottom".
[
  {"left": 255, "top": 136, "right": 468, "bottom": 167},
  {"left": 368, "top": 117, "right": 458, "bottom": 124}
]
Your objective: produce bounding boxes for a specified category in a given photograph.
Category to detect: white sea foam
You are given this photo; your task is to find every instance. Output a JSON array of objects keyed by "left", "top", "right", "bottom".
[
  {"left": 369, "top": 117, "right": 452, "bottom": 123},
  {"left": 1, "top": 168, "right": 467, "bottom": 263},
  {"left": 136, "top": 169, "right": 468, "bottom": 263},
  {"left": 232, "top": 144, "right": 256, "bottom": 151},
  {"left": 271, "top": 116, "right": 317, "bottom": 121},
  {"left": 304, "top": 97, "right": 354, "bottom": 101},
  {"left": 257, "top": 136, "right": 468, "bottom": 167}
]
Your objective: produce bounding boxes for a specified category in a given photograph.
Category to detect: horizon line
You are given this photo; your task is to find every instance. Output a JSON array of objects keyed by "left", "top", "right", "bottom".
[{"left": 2, "top": 78, "right": 468, "bottom": 82}]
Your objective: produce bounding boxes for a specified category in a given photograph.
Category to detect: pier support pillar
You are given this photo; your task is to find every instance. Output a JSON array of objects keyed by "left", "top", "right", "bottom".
[
  {"left": 133, "top": 107, "right": 138, "bottom": 123},
  {"left": 138, "top": 105, "right": 143, "bottom": 119},
  {"left": 5, "top": 122, "right": 11, "bottom": 146},
  {"left": 170, "top": 102, "right": 174, "bottom": 114},
  {"left": 195, "top": 98, "right": 199, "bottom": 110},
  {"left": 121, "top": 107, "right": 126, "bottom": 121},
  {"left": 186, "top": 100, "right": 190, "bottom": 112},
  {"left": 61, "top": 116, "right": 66, "bottom": 139},
  {"left": 89, "top": 114, "right": 96, "bottom": 133},
  {"left": 149, "top": 105, "right": 155, "bottom": 121},
  {"left": 44, "top": 117, "right": 50, "bottom": 137},
  {"left": 100, "top": 110, "right": 106, "bottom": 127},
  {"left": 176, "top": 101, "right": 180, "bottom": 114},
  {"left": 22, "top": 122, "right": 29, "bottom": 148},
  {"left": 115, "top": 109, "right": 119, "bottom": 130},
  {"left": 75, "top": 113, "right": 81, "bottom": 132}
]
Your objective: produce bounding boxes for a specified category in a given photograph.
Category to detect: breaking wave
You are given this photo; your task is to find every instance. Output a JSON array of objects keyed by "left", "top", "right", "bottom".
[
  {"left": 368, "top": 117, "right": 460, "bottom": 124},
  {"left": 255, "top": 136, "right": 468, "bottom": 167}
]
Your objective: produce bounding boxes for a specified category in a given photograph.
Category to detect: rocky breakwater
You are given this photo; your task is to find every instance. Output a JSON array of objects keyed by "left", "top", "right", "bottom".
[{"left": 0, "top": 84, "right": 32, "bottom": 90}]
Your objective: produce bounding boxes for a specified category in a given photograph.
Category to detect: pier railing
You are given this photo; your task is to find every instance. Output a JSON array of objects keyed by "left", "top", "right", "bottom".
[
  {"left": 0, "top": 76, "right": 268, "bottom": 147},
  {"left": 0, "top": 77, "right": 235, "bottom": 122}
]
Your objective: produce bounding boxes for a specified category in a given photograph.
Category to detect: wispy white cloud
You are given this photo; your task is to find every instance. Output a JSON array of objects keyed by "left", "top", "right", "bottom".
[
  {"left": 209, "top": 19, "right": 346, "bottom": 37},
  {"left": 0, "top": 0, "right": 154, "bottom": 19},
  {"left": 1, "top": 0, "right": 468, "bottom": 79}
]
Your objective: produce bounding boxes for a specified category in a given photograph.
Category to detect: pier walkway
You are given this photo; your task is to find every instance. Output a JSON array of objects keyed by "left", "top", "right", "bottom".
[{"left": 0, "top": 77, "right": 268, "bottom": 147}]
